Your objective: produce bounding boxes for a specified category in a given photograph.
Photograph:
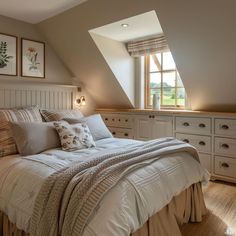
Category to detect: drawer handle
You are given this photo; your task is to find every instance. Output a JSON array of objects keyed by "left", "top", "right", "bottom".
[
  {"left": 105, "top": 118, "right": 108, "bottom": 121},
  {"left": 124, "top": 133, "right": 129, "bottom": 137},
  {"left": 118, "top": 119, "right": 121, "bottom": 121},
  {"left": 221, "top": 162, "right": 229, "bottom": 168},
  {"left": 149, "top": 115, "right": 152, "bottom": 118},
  {"left": 125, "top": 119, "right": 128, "bottom": 122},
  {"left": 221, "top": 143, "right": 229, "bottom": 149},
  {"left": 112, "top": 119, "right": 115, "bottom": 121},
  {"left": 183, "top": 139, "right": 189, "bottom": 143},
  {"left": 221, "top": 125, "right": 229, "bottom": 130},
  {"left": 112, "top": 132, "right": 116, "bottom": 135},
  {"left": 152, "top": 115, "right": 155, "bottom": 118},
  {"left": 199, "top": 123, "right": 206, "bottom": 128},
  {"left": 183, "top": 122, "right": 190, "bottom": 127},
  {"left": 199, "top": 141, "right": 206, "bottom": 146}
]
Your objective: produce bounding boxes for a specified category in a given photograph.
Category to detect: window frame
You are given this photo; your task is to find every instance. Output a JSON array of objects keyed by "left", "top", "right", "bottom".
[{"left": 144, "top": 51, "right": 185, "bottom": 109}]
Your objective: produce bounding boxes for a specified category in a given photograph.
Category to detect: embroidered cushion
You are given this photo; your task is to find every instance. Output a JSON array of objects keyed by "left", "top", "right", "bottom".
[
  {"left": 0, "top": 106, "right": 43, "bottom": 157},
  {"left": 54, "top": 122, "right": 96, "bottom": 151},
  {"left": 40, "top": 109, "right": 84, "bottom": 122}
]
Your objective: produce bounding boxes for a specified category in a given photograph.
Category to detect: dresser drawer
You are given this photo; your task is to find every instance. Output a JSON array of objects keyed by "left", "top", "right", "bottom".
[
  {"left": 215, "top": 119, "right": 236, "bottom": 136},
  {"left": 109, "top": 127, "right": 133, "bottom": 139},
  {"left": 175, "top": 117, "right": 211, "bottom": 134},
  {"left": 214, "top": 137, "right": 236, "bottom": 157},
  {"left": 176, "top": 133, "right": 211, "bottom": 153},
  {"left": 102, "top": 114, "right": 133, "bottom": 128},
  {"left": 199, "top": 153, "right": 211, "bottom": 173},
  {"left": 214, "top": 156, "right": 236, "bottom": 179}
]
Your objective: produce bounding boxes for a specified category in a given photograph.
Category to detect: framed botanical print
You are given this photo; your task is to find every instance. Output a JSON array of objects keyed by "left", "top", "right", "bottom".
[
  {"left": 21, "top": 38, "right": 45, "bottom": 78},
  {"left": 0, "top": 33, "right": 17, "bottom": 76}
]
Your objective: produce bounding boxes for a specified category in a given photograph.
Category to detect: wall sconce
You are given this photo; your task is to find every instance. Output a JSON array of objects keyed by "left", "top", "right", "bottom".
[{"left": 76, "top": 96, "right": 86, "bottom": 106}]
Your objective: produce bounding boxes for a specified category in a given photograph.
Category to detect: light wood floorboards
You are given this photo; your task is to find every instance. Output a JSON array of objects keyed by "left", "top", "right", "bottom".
[{"left": 181, "top": 181, "right": 236, "bottom": 236}]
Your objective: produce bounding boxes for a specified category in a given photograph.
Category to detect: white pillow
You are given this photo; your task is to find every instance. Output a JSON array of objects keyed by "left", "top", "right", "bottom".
[
  {"left": 54, "top": 122, "right": 96, "bottom": 151},
  {"left": 63, "top": 114, "right": 113, "bottom": 141}
]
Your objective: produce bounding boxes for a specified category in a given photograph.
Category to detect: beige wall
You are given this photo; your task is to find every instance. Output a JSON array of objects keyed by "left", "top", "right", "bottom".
[
  {"left": 0, "top": 15, "right": 96, "bottom": 114},
  {"left": 38, "top": 0, "right": 236, "bottom": 112},
  {"left": 0, "top": 14, "right": 73, "bottom": 84}
]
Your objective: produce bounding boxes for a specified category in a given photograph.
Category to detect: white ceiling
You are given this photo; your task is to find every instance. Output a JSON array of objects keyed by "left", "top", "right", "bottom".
[
  {"left": 0, "top": 0, "right": 87, "bottom": 24},
  {"left": 90, "top": 11, "right": 163, "bottom": 42}
]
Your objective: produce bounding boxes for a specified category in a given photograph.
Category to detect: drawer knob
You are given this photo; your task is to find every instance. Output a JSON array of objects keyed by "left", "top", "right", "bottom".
[
  {"left": 105, "top": 118, "right": 108, "bottom": 121},
  {"left": 112, "top": 119, "right": 115, "bottom": 121},
  {"left": 149, "top": 115, "right": 152, "bottom": 118},
  {"left": 221, "top": 143, "right": 229, "bottom": 149},
  {"left": 199, "top": 123, "right": 206, "bottom": 128},
  {"left": 199, "top": 141, "right": 206, "bottom": 146},
  {"left": 183, "top": 139, "right": 189, "bottom": 143},
  {"left": 125, "top": 119, "right": 128, "bottom": 122},
  {"left": 221, "top": 162, "right": 229, "bottom": 168},
  {"left": 112, "top": 132, "right": 116, "bottom": 135},
  {"left": 221, "top": 125, "right": 229, "bottom": 130},
  {"left": 183, "top": 122, "right": 190, "bottom": 127},
  {"left": 118, "top": 119, "right": 121, "bottom": 121},
  {"left": 124, "top": 133, "right": 129, "bottom": 137}
]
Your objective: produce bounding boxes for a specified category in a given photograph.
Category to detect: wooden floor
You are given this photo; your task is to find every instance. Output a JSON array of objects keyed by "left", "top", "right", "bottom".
[{"left": 181, "top": 181, "right": 236, "bottom": 236}]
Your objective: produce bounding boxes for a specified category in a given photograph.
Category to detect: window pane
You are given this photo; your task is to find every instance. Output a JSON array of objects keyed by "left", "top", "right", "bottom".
[
  {"left": 177, "top": 72, "right": 184, "bottom": 87},
  {"left": 177, "top": 88, "right": 185, "bottom": 106},
  {"left": 150, "top": 73, "right": 161, "bottom": 88},
  {"left": 163, "top": 87, "right": 176, "bottom": 106},
  {"left": 149, "top": 89, "right": 161, "bottom": 106},
  {"left": 150, "top": 53, "right": 161, "bottom": 72},
  {"left": 163, "top": 71, "right": 176, "bottom": 87},
  {"left": 163, "top": 51, "right": 175, "bottom": 70}
]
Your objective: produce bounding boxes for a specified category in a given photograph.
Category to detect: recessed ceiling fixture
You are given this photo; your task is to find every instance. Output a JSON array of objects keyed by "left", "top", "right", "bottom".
[{"left": 121, "top": 23, "right": 129, "bottom": 28}]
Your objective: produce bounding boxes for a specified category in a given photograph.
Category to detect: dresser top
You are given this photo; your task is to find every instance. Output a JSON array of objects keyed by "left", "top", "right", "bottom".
[{"left": 96, "top": 108, "right": 236, "bottom": 117}]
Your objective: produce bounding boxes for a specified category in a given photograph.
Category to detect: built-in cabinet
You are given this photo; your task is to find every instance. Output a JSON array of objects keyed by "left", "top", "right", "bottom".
[
  {"left": 135, "top": 115, "right": 173, "bottom": 140},
  {"left": 100, "top": 110, "right": 236, "bottom": 183}
]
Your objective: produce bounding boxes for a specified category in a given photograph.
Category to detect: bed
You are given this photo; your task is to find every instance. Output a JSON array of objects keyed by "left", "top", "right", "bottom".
[
  {"left": 0, "top": 136, "right": 209, "bottom": 236},
  {"left": 0, "top": 83, "right": 209, "bottom": 236}
]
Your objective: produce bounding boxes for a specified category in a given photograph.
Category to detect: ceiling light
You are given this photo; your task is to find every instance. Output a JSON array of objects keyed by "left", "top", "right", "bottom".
[{"left": 121, "top": 23, "right": 129, "bottom": 28}]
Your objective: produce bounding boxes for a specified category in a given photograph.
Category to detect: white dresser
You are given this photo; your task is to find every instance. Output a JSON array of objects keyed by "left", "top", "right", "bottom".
[{"left": 99, "top": 109, "right": 236, "bottom": 183}]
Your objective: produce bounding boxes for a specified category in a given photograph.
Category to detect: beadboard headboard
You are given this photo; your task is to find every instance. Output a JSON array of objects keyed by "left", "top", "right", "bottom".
[{"left": 0, "top": 82, "right": 78, "bottom": 109}]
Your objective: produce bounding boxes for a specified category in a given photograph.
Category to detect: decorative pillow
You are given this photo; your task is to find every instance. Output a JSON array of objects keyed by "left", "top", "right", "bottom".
[
  {"left": 54, "top": 122, "right": 96, "bottom": 151},
  {"left": 0, "top": 107, "right": 43, "bottom": 157},
  {"left": 10, "top": 121, "right": 61, "bottom": 156},
  {"left": 40, "top": 109, "right": 84, "bottom": 122},
  {"left": 64, "top": 114, "right": 113, "bottom": 141}
]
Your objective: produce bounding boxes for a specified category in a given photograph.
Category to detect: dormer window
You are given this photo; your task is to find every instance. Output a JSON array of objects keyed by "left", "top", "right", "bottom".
[
  {"left": 127, "top": 35, "right": 186, "bottom": 109},
  {"left": 144, "top": 51, "right": 185, "bottom": 108}
]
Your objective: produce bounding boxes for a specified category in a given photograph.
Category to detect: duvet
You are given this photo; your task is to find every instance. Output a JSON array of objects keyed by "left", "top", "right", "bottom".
[{"left": 0, "top": 138, "right": 209, "bottom": 236}]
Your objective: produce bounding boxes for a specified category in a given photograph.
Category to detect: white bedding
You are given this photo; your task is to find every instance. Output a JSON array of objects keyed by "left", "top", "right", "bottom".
[{"left": 0, "top": 138, "right": 210, "bottom": 235}]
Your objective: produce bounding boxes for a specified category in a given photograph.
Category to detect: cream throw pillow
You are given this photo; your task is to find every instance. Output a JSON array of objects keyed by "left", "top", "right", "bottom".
[{"left": 54, "top": 122, "right": 96, "bottom": 151}]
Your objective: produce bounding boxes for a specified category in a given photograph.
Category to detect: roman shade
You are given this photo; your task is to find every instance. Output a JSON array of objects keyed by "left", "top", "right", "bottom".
[{"left": 127, "top": 35, "right": 168, "bottom": 57}]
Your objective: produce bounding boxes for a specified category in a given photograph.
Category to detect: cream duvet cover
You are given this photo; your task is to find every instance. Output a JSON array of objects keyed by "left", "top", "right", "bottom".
[{"left": 0, "top": 138, "right": 210, "bottom": 236}]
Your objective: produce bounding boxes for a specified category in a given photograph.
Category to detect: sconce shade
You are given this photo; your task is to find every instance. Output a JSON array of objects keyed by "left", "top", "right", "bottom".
[{"left": 76, "top": 96, "right": 86, "bottom": 106}]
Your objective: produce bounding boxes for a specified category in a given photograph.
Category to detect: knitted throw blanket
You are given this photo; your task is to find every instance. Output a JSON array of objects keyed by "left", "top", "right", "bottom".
[{"left": 30, "top": 138, "right": 199, "bottom": 236}]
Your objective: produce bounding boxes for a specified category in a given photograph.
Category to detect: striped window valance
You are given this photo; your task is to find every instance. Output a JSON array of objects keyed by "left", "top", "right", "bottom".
[{"left": 127, "top": 35, "right": 168, "bottom": 57}]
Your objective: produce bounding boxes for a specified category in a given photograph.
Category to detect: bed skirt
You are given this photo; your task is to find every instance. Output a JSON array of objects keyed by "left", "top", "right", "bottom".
[{"left": 0, "top": 183, "right": 206, "bottom": 236}]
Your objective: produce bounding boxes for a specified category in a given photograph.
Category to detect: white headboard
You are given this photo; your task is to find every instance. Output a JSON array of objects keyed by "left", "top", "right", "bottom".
[{"left": 0, "top": 82, "right": 78, "bottom": 109}]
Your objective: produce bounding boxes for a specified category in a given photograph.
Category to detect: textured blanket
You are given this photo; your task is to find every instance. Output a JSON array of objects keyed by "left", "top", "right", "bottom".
[{"left": 30, "top": 138, "right": 199, "bottom": 236}]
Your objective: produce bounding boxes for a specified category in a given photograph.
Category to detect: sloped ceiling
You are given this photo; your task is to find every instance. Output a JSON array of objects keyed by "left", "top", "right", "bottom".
[{"left": 38, "top": 0, "right": 236, "bottom": 111}]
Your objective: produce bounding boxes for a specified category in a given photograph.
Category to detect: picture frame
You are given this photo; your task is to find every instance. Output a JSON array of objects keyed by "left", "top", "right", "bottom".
[
  {"left": 21, "top": 38, "right": 45, "bottom": 78},
  {"left": 0, "top": 33, "right": 17, "bottom": 76}
]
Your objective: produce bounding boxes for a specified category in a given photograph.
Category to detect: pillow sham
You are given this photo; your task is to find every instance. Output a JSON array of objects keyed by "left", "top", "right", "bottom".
[
  {"left": 40, "top": 109, "right": 84, "bottom": 122},
  {"left": 10, "top": 121, "right": 61, "bottom": 156},
  {"left": 54, "top": 122, "right": 96, "bottom": 151},
  {"left": 0, "top": 106, "right": 42, "bottom": 157},
  {"left": 63, "top": 114, "right": 113, "bottom": 141}
]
